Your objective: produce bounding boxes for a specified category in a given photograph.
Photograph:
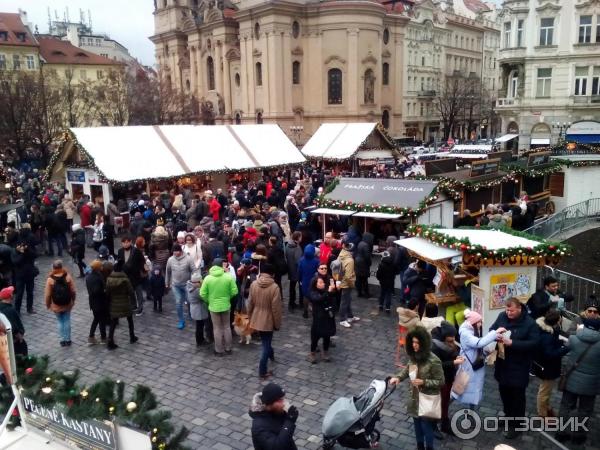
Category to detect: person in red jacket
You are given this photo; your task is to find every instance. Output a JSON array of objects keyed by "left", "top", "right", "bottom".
[
  {"left": 209, "top": 196, "right": 221, "bottom": 222},
  {"left": 319, "top": 232, "right": 333, "bottom": 266},
  {"left": 79, "top": 202, "right": 92, "bottom": 227}
]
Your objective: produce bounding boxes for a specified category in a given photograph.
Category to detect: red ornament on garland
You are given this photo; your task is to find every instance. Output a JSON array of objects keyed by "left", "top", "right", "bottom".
[
  {"left": 67, "top": 399, "right": 74, "bottom": 407},
  {"left": 549, "top": 245, "right": 556, "bottom": 251},
  {"left": 460, "top": 244, "right": 468, "bottom": 252},
  {"left": 25, "top": 368, "right": 33, "bottom": 375}
]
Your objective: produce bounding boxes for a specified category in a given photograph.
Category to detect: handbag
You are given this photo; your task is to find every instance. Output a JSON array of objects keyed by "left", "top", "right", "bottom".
[
  {"left": 451, "top": 366, "right": 470, "bottom": 396},
  {"left": 558, "top": 342, "right": 594, "bottom": 392},
  {"left": 417, "top": 389, "right": 442, "bottom": 419},
  {"left": 464, "top": 342, "right": 485, "bottom": 371}
]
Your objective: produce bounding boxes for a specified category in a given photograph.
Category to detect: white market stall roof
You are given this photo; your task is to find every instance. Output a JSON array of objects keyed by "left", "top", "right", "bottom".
[
  {"left": 531, "top": 138, "right": 550, "bottom": 145},
  {"left": 451, "top": 144, "right": 493, "bottom": 152},
  {"left": 301, "top": 123, "right": 393, "bottom": 160},
  {"left": 396, "top": 237, "right": 462, "bottom": 261},
  {"left": 65, "top": 125, "right": 306, "bottom": 182},
  {"left": 495, "top": 134, "right": 519, "bottom": 143}
]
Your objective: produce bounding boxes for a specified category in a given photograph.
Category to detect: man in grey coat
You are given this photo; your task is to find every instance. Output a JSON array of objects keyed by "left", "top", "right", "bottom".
[
  {"left": 556, "top": 310, "right": 600, "bottom": 445},
  {"left": 166, "top": 244, "right": 196, "bottom": 330},
  {"left": 285, "top": 231, "right": 303, "bottom": 312}
]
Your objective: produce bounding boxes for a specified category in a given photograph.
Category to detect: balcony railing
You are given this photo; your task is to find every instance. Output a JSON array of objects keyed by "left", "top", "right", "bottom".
[
  {"left": 496, "top": 97, "right": 519, "bottom": 107},
  {"left": 571, "top": 95, "right": 600, "bottom": 104},
  {"left": 418, "top": 90, "right": 436, "bottom": 97}
]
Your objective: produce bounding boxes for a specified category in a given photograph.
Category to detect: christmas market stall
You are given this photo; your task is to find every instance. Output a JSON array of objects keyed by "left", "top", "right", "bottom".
[
  {"left": 397, "top": 225, "right": 570, "bottom": 331},
  {"left": 300, "top": 122, "right": 401, "bottom": 176},
  {"left": 45, "top": 125, "right": 306, "bottom": 212}
]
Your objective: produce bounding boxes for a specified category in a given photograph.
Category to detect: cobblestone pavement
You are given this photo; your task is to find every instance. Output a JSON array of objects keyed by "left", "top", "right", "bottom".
[{"left": 11, "top": 254, "right": 599, "bottom": 450}]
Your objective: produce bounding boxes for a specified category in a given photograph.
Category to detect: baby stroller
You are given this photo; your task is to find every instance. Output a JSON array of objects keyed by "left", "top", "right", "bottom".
[{"left": 322, "top": 379, "right": 395, "bottom": 449}]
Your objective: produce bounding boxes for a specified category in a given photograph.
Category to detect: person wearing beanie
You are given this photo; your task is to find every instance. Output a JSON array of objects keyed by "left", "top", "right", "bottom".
[
  {"left": 200, "top": 257, "right": 239, "bottom": 356},
  {"left": 187, "top": 270, "right": 212, "bottom": 347},
  {"left": 556, "top": 310, "right": 600, "bottom": 445},
  {"left": 431, "top": 321, "right": 464, "bottom": 436},
  {"left": 248, "top": 263, "right": 282, "bottom": 379},
  {"left": 85, "top": 260, "right": 109, "bottom": 344},
  {"left": 490, "top": 298, "right": 539, "bottom": 440},
  {"left": 451, "top": 308, "right": 503, "bottom": 410},
  {"left": 249, "top": 382, "right": 298, "bottom": 450},
  {"left": 166, "top": 244, "right": 196, "bottom": 330},
  {"left": 0, "top": 286, "right": 27, "bottom": 355}
]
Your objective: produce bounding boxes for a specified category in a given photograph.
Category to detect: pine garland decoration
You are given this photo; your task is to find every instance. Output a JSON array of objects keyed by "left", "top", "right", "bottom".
[{"left": 0, "top": 354, "right": 190, "bottom": 450}]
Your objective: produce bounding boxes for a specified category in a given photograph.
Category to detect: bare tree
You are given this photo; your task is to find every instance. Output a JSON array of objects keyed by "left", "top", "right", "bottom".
[{"left": 59, "top": 67, "right": 100, "bottom": 127}]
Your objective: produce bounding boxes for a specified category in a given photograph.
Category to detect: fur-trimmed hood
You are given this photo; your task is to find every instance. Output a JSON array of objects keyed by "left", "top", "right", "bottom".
[
  {"left": 536, "top": 316, "right": 555, "bottom": 334},
  {"left": 405, "top": 326, "right": 432, "bottom": 364},
  {"left": 249, "top": 392, "right": 266, "bottom": 416}
]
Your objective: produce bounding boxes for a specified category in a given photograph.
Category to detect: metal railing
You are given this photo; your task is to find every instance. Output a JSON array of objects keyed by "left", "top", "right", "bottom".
[
  {"left": 538, "top": 266, "right": 600, "bottom": 313},
  {"left": 525, "top": 198, "right": 600, "bottom": 239}
]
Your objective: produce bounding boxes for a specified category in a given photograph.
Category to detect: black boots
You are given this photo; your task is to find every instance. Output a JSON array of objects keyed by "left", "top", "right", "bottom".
[{"left": 441, "top": 418, "right": 455, "bottom": 436}]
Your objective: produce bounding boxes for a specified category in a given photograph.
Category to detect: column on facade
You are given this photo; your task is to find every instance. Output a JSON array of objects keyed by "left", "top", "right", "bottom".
[
  {"left": 347, "top": 28, "right": 359, "bottom": 113},
  {"left": 261, "top": 32, "right": 271, "bottom": 116},
  {"left": 189, "top": 46, "right": 197, "bottom": 96},
  {"left": 305, "top": 30, "right": 321, "bottom": 113},
  {"left": 267, "top": 30, "right": 283, "bottom": 116},
  {"left": 393, "top": 27, "right": 404, "bottom": 134},
  {"left": 239, "top": 36, "right": 249, "bottom": 115},
  {"left": 215, "top": 42, "right": 224, "bottom": 99},
  {"left": 282, "top": 30, "right": 292, "bottom": 114},
  {"left": 245, "top": 37, "right": 256, "bottom": 116},
  {"left": 223, "top": 56, "right": 232, "bottom": 119},
  {"left": 196, "top": 46, "right": 204, "bottom": 94}
]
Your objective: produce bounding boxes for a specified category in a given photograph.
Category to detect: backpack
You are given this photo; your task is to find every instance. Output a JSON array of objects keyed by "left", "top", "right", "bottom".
[{"left": 51, "top": 275, "right": 72, "bottom": 306}]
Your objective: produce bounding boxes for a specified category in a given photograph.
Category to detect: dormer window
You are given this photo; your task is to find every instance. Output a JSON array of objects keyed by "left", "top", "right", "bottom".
[
  {"left": 0, "top": 31, "right": 8, "bottom": 41},
  {"left": 52, "top": 50, "right": 66, "bottom": 56},
  {"left": 75, "top": 52, "right": 88, "bottom": 57},
  {"left": 15, "top": 32, "right": 26, "bottom": 42}
]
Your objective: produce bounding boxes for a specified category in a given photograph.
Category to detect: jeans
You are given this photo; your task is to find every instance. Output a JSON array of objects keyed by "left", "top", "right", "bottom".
[
  {"left": 55, "top": 311, "right": 71, "bottom": 342},
  {"left": 288, "top": 279, "right": 302, "bottom": 308},
  {"left": 557, "top": 390, "right": 596, "bottom": 442},
  {"left": 413, "top": 417, "right": 434, "bottom": 447},
  {"left": 498, "top": 384, "right": 527, "bottom": 431},
  {"left": 340, "top": 288, "right": 354, "bottom": 321},
  {"left": 378, "top": 286, "right": 393, "bottom": 309},
  {"left": 259, "top": 331, "right": 274, "bottom": 376},
  {"left": 134, "top": 283, "right": 145, "bottom": 313},
  {"left": 211, "top": 311, "right": 232, "bottom": 353},
  {"left": 89, "top": 310, "right": 108, "bottom": 340},
  {"left": 48, "top": 233, "right": 67, "bottom": 256},
  {"left": 172, "top": 284, "right": 187, "bottom": 323},
  {"left": 14, "top": 275, "right": 34, "bottom": 314}
]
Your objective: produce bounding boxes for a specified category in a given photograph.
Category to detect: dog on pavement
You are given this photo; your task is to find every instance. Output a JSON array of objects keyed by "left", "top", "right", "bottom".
[{"left": 233, "top": 312, "right": 252, "bottom": 344}]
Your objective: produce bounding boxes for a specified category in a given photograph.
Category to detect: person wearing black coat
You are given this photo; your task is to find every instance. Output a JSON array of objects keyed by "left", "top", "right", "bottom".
[
  {"left": 533, "top": 310, "right": 569, "bottom": 418},
  {"left": 527, "top": 276, "right": 573, "bottom": 320},
  {"left": 376, "top": 251, "right": 396, "bottom": 313},
  {"left": 402, "top": 260, "right": 434, "bottom": 317},
  {"left": 85, "top": 260, "right": 109, "bottom": 343},
  {"left": 307, "top": 275, "right": 336, "bottom": 363},
  {"left": 490, "top": 298, "right": 540, "bottom": 439},
  {"left": 117, "top": 236, "right": 146, "bottom": 314},
  {"left": 11, "top": 227, "right": 38, "bottom": 315},
  {"left": 249, "top": 383, "right": 298, "bottom": 450},
  {"left": 354, "top": 232, "right": 374, "bottom": 298}
]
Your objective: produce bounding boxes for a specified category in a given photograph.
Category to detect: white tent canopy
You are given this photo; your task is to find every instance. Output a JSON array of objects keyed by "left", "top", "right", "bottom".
[
  {"left": 68, "top": 125, "right": 306, "bottom": 182},
  {"left": 396, "top": 237, "right": 462, "bottom": 261},
  {"left": 301, "top": 123, "right": 384, "bottom": 160},
  {"left": 494, "top": 134, "right": 519, "bottom": 143}
]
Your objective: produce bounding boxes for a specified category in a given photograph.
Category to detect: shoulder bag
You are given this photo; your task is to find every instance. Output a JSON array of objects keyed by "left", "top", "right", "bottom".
[
  {"left": 464, "top": 339, "right": 485, "bottom": 371},
  {"left": 558, "top": 342, "right": 594, "bottom": 392}
]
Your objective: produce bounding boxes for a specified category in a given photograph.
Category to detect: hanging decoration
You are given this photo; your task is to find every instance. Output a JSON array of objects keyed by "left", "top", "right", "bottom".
[
  {"left": 0, "top": 354, "right": 189, "bottom": 450},
  {"left": 407, "top": 224, "right": 570, "bottom": 267},
  {"left": 501, "top": 161, "right": 564, "bottom": 177}
]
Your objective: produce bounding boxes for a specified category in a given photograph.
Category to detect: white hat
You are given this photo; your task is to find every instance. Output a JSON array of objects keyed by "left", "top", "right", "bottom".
[
  {"left": 177, "top": 231, "right": 186, "bottom": 239},
  {"left": 138, "top": 200, "right": 145, "bottom": 206}
]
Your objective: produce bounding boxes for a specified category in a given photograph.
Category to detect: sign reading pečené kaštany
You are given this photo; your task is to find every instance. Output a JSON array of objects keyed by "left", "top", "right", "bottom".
[
  {"left": 23, "top": 397, "right": 117, "bottom": 450},
  {"left": 325, "top": 178, "right": 439, "bottom": 209}
]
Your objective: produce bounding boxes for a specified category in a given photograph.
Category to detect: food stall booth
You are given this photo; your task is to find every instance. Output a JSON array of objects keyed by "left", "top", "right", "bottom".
[
  {"left": 45, "top": 124, "right": 306, "bottom": 213},
  {"left": 301, "top": 123, "right": 401, "bottom": 176},
  {"left": 397, "top": 225, "right": 569, "bottom": 332}
]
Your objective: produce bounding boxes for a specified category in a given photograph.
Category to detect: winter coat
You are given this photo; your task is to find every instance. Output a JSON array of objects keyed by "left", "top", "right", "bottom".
[
  {"left": 165, "top": 254, "right": 195, "bottom": 287},
  {"left": 451, "top": 322, "right": 498, "bottom": 405},
  {"left": 11, "top": 243, "right": 37, "bottom": 280},
  {"left": 376, "top": 256, "right": 396, "bottom": 290},
  {"left": 319, "top": 242, "right": 332, "bottom": 266},
  {"left": 394, "top": 326, "right": 444, "bottom": 417},
  {"left": 354, "top": 232, "right": 374, "bottom": 277},
  {"left": 149, "top": 271, "right": 166, "bottom": 300},
  {"left": 44, "top": 269, "right": 76, "bottom": 313},
  {"left": 297, "top": 244, "right": 319, "bottom": 297},
  {"left": 527, "top": 289, "right": 563, "bottom": 320},
  {"left": 249, "top": 393, "right": 298, "bottom": 450},
  {"left": 61, "top": 199, "right": 76, "bottom": 220},
  {"left": 188, "top": 279, "right": 209, "bottom": 321},
  {"left": 488, "top": 214, "right": 506, "bottom": 229},
  {"left": 85, "top": 270, "right": 108, "bottom": 312},
  {"left": 337, "top": 248, "right": 356, "bottom": 289},
  {"left": 397, "top": 307, "right": 421, "bottom": 329},
  {"left": 533, "top": 317, "right": 569, "bottom": 380},
  {"left": 402, "top": 266, "right": 433, "bottom": 302},
  {"left": 267, "top": 245, "right": 287, "bottom": 277},
  {"left": 149, "top": 232, "right": 171, "bottom": 271},
  {"left": 490, "top": 310, "right": 540, "bottom": 388},
  {"left": 248, "top": 274, "right": 282, "bottom": 332},
  {"left": 308, "top": 285, "right": 336, "bottom": 338},
  {"left": 564, "top": 326, "right": 600, "bottom": 395},
  {"left": 420, "top": 316, "right": 444, "bottom": 334},
  {"left": 117, "top": 247, "right": 146, "bottom": 287},
  {"left": 285, "top": 241, "right": 302, "bottom": 282},
  {"left": 431, "top": 337, "right": 461, "bottom": 384},
  {"left": 200, "top": 265, "right": 238, "bottom": 313},
  {"left": 209, "top": 198, "right": 221, "bottom": 221},
  {"left": 106, "top": 271, "right": 135, "bottom": 319},
  {"left": 79, "top": 204, "right": 92, "bottom": 227}
]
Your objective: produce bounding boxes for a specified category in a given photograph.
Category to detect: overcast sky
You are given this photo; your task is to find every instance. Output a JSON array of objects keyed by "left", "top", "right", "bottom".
[{"left": 0, "top": 0, "right": 156, "bottom": 66}]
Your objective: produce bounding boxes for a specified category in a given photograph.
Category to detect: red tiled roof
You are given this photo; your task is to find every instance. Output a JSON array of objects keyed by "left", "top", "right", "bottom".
[
  {"left": 38, "top": 37, "right": 121, "bottom": 66},
  {"left": 463, "top": 0, "right": 491, "bottom": 13},
  {"left": 0, "top": 12, "right": 38, "bottom": 47}
]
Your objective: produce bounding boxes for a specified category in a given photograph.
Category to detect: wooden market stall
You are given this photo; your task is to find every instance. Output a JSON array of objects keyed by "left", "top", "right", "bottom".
[
  {"left": 46, "top": 125, "right": 306, "bottom": 212},
  {"left": 397, "top": 225, "right": 569, "bottom": 332}
]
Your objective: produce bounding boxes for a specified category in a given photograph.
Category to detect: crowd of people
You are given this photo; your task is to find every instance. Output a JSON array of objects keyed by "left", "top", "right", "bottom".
[{"left": 0, "top": 167, "right": 599, "bottom": 450}]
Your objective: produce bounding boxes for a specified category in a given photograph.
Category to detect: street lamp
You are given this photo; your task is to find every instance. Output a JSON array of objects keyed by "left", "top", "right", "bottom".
[
  {"left": 290, "top": 125, "right": 304, "bottom": 146},
  {"left": 552, "top": 121, "right": 571, "bottom": 143}
]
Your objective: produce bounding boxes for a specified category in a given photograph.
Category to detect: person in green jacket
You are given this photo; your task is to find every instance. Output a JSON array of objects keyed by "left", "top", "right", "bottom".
[
  {"left": 200, "top": 258, "right": 238, "bottom": 356},
  {"left": 390, "top": 326, "right": 444, "bottom": 450}
]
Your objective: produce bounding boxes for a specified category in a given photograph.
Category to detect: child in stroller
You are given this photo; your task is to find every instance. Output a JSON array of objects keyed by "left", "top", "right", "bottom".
[{"left": 322, "top": 379, "right": 395, "bottom": 449}]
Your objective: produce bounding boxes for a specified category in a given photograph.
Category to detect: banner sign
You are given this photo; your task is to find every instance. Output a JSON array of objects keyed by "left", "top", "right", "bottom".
[
  {"left": 67, "top": 170, "right": 86, "bottom": 183},
  {"left": 469, "top": 158, "right": 500, "bottom": 178},
  {"left": 23, "top": 397, "right": 118, "bottom": 450},
  {"left": 527, "top": 151, "right": 550, "bottom": 168}
]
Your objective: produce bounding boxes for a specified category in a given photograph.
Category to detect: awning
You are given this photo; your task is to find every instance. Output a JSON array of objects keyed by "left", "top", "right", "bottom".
[
  {"left": 396, "top": 237, "right": 462, "bottom": 261},
  {"left": 310, "top": 208, "right": 356, "bottom": 216},
  {"left": 452, "top": 145, "right": 493, "bottom": 152},
  {"left": 565, "top": 134, "right": 600, "bottom": 144},
  {"left": 495, "top": 134, "right": 518, "bottom": 143},
  {"left": 352, "top": 211, "right": 402, "bottom": 220},
  {"left": 440, "top": 153, "right": 488, "bottom": 159},
  {"left": 354, "top": 149, "right": 394, "bottom": 159},
  {"left": 530, "top": 138, "right": 550, "bottom": 145}
]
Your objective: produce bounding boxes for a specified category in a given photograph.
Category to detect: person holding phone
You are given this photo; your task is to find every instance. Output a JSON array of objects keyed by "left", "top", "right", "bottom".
[{"left": 307, "top": 272, "right": 336, "bottom": 364}]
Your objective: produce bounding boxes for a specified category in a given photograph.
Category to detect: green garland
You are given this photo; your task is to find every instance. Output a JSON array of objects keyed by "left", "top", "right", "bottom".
[
  {"left": 0, "top": 354, "right": 189, "bottom": 450},
  {"left": 407, "top": 224, "right": 571, "bottom": 261},
  {"left": 554, "top": 158, "right": 600, "bottom": 168},
  {"left": 500, "top": 161, "right": 564, "bottom": 177}
]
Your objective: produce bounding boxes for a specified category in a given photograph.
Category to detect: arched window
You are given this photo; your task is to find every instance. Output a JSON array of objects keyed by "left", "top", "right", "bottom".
[
  {"left": 382, "top": 110, "right": 390, "bottom": 129},
  {"left": 255, "top": 62, "right": 262, "bottom": 86},
  {"left": 185, "top": 79, "right": 190, "bottom": 91},
  {"left": 235, "top": 73, "right": 240, "bottom": 87},
  {"left": 292, "top": 21, "right": 300, "bottom": 39},
  {"left": 328, "top": 68, "right": 342, "bottom": 104},
  {"left": 235, "top": 113, "right": 241, "bottom": 124},
  {"left": 292, "top": 61, "right": 301, "bottom": 85},
  {"left": 364, "top": 69, "right": 375, "bottom": 104},
  {"left": 383, "top": 28, "right": 390, "bottom": 45},
  {"left": 256, "top": 112, "right": 263, "bottom": 124},
  {"left": 382, "top": 62, "right": 389, "bottom": 85},
  {"left": 254, "top": 22, "right": 260, "bottom": 40},
  {"left": 206, "top": 56, "right": 215, "bottom": 90}
]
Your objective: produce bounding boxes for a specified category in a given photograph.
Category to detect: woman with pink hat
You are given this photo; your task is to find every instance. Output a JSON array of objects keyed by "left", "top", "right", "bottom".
[{"left": 451, "top": 309, "right": 506, "bottom": 408}]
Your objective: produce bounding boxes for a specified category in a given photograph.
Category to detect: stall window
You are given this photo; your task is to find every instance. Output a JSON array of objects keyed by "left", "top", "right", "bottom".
[
  {"left": 466, "top": 188, "right": 495, "bottom": 213},
  {"left": 549, "top": 172, "right": 565, "bottom": 197},
  {"left": 523, "top": 176, "right": 544, "bottom": 196}
]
